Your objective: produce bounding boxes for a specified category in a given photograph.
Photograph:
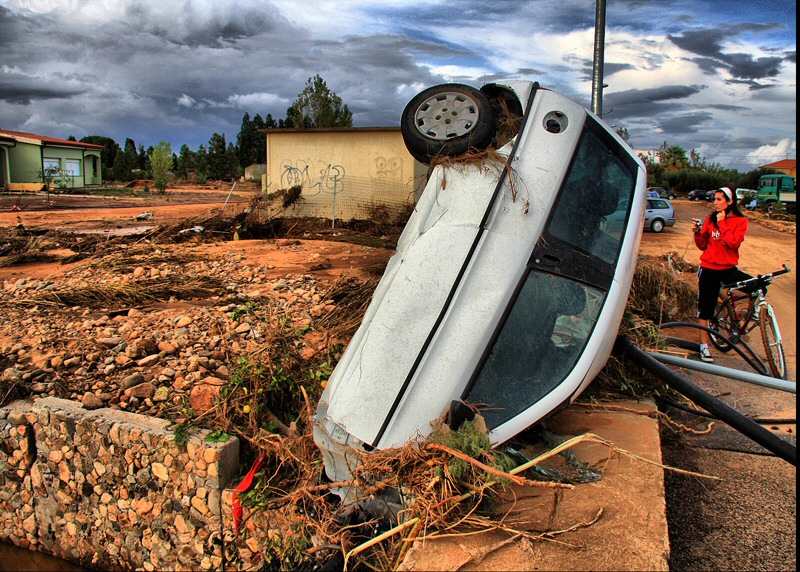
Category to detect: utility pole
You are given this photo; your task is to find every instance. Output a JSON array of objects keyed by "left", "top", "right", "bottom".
[{"left": 591, "top": 0, "right": 607, "bottom": 117}]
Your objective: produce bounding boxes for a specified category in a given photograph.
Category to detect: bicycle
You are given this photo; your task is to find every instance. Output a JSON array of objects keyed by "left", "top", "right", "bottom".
[{"left": 708, "top": 265, "right": 791, "bottom": 379}]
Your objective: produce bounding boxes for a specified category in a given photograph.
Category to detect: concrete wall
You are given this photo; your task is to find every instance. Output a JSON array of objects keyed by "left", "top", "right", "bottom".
[
  {"left": 0, "top": 397, "right": 239, "bottom": 570},
  {"left": 265, "top": 128, "right": 427, "bottom": 221}
]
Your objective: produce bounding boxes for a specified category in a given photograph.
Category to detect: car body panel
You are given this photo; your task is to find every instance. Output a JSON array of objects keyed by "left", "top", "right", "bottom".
[{"left": 314, "top": 81, "right": 647, "bottom": 485}]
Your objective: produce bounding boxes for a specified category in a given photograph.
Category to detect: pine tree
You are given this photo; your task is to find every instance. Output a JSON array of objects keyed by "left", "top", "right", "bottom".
[{"left": 287, "top": 75, "right": 353, "bottom": 128}]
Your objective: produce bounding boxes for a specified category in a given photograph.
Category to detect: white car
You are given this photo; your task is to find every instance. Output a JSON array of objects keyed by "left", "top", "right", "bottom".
[{"left": 314, "top": 81, "right": 647, "bottom": 488}]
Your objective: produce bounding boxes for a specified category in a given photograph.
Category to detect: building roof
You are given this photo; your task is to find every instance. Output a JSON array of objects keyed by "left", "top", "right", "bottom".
[
  {"left": 759, "top": 159, "right": 796, "bottom": 170},
  {"left": 0, "top": 129, "right": 105, "bottom": 150}
]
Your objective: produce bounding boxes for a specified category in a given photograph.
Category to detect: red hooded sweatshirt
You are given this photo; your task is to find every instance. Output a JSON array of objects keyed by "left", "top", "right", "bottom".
[{"left": 694, "top": 214, "right": 748, "bottom": 270}]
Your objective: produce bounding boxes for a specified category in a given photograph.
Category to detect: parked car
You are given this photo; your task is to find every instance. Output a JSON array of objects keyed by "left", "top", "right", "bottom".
[
  {"left": 645, "top": 198, "right": 676, "bottom": 232},
  {"left": 314, "top": 80, "right": 647, "bottom": 493},
  {"left": 736, "top": 188, "right": 756, "bottom": 202},
  {"left": 648, "top": 186, "right": 677, "bottom": 200},
  {"left": 688, "top": 189, "right": 713, "bottom": 201},
  {"left": 603, "top": 197, "right": 675, "bottom": 233}
]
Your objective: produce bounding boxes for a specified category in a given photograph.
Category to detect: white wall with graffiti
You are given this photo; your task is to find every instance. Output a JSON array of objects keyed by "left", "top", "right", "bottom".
[{"left": 265, "top": 128, "right": 426, "bottom": 224}]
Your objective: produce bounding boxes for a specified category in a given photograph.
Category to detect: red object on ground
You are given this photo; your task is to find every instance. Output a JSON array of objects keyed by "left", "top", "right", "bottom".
[
  {"left": 10, "top": 205, "right": 22, "bottom": 212},
  {"left": 232, "top": 454, "right": 266, "bottom": 535}
]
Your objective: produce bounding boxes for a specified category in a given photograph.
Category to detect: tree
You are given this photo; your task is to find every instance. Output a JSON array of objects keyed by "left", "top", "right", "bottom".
[
  {"left": 80, "top": 136, "right": 120, "bottom": 171},
  {"left": 287, "top": 74, "right": 353, "bottom": 128},
  {"left": 205, "top": 133, "right": 238, "bottom": 180},
  {"left": 236, "top": 112, "right": 259, "bottom": 168},
  {"left": 615, "top": 127, "right": 632, "bottom": 147},
  {"left": 657, "top": 143, "right": 690, "bottom": 172},
  {"left": 150, "top": 141, "right": 173, "bottom": 194},
  {"left": 113, "top": 138, "right": 138, "bottom": 181}
]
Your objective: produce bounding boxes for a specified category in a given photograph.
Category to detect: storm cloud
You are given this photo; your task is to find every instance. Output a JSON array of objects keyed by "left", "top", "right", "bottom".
[{"left": 0, "top": 0, "right": 794, "bottom": 171}]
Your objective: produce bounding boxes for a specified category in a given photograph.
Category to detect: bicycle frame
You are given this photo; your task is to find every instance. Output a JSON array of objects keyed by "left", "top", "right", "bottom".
[{"left": 710, "top": 265, "right": 790, "bottom": 379}]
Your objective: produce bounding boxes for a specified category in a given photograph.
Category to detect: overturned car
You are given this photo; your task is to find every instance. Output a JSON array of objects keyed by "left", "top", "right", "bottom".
[{"left": 314, "top": 80, "right": 646, "bottom": 488}]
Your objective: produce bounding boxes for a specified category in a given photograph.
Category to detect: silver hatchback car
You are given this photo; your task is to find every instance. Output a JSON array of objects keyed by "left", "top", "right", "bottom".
[
  {"left": 604, "top": 196, "right": 675, "bottom": 233},
  {"left": 644, "top": 197, "right": 676, "bottom": 232}
]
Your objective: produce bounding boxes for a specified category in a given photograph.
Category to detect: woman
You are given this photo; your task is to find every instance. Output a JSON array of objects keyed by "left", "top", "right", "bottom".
[{"left": 692, "top": 186, "right": 751, "bottom": 362}]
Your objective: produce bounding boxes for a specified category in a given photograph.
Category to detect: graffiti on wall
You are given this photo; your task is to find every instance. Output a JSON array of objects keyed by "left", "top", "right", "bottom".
[
  {"left": 371, "top": 156, "right": 403, "bottom": 182},
  {"left": 280, "top": 160, "right": 345, "bottom": 197}
]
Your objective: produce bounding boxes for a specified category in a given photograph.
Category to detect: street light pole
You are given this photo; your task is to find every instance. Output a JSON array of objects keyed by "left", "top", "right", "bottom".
[{"left": 591, "top": 0, "right": 607, "bottom": 116}]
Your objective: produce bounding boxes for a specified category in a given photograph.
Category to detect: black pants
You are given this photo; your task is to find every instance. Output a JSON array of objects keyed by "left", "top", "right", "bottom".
[{"left": 697, "top": 266, "right": 754, "bottom": 320}]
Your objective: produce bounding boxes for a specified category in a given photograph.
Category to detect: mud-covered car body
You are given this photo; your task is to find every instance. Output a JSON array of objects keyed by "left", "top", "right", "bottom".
[{"left": 314, "top": 81, "right": 647, "bottom": 485}]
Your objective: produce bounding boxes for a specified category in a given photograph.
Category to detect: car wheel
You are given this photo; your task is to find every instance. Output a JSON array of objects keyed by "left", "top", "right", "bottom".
[
  {"left": 651, "top": 219, "right": 664, "bottom": 233},
  {"left": 401, "top": 84, "right": 496, "bottom": 164}
]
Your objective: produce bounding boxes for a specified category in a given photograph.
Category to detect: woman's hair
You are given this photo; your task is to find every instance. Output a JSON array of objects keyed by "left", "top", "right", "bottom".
[{"left": 711, "top": 186, "right": 745, "bottom": 226}]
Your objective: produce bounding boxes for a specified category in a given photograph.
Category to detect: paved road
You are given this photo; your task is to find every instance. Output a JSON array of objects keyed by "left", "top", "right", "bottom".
[{"left": 642, "top": 200, "right": 796, "bottom": 571}]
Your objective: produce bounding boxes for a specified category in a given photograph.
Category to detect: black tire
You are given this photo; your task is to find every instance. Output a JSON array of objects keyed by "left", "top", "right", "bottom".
[
  {"left": 650, "top": 219, "right": 665, "bottom": 233},
  {"left": 709, "top": 300, "right": 737, "bottom": 352},
  {"left": 759, "top": 304, "right": 787, "bottom": 379},
  {"left": 401, "top": 84, "right": 496, "bottom": 164}
]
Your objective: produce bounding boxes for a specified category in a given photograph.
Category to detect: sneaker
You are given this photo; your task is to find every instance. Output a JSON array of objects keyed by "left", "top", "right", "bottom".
[{"left": 699, "top": 346, "right": 714, "bottom": 363}]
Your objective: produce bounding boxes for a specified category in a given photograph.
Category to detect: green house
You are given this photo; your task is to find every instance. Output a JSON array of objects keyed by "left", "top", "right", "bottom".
[{"left": 0, "top": 129, "right": 104, "bottom": 191}]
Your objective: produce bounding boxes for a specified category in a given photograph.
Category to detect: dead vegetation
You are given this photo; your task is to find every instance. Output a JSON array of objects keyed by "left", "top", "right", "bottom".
[{"left": 0, "top": 209, "right": 712, "bottom": 570}]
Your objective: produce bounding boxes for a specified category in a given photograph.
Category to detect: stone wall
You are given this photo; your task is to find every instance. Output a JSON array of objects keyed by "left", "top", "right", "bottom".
[{"left": 0, "top": 397, "right": 239, "bottom": 570}]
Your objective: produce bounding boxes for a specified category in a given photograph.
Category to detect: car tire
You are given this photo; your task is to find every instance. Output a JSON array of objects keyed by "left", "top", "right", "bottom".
[
  {"left": 401, "top": 84, "right": 496, "bottom": 164},
  {"left": 650, "top": 219, "right": 665, "bottom": 233}
]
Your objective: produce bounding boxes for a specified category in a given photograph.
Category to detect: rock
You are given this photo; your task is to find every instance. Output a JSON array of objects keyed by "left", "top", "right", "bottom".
[
  {"left": 120, "top": 373, "right": 146, "bottom": 389},
  {"left": 151, "top": 463, "right": 169, "bottom": 481},
  {"left": 137, "top": 354, "right": 160, "bottom": 367},
  {"left": 125, "top": 382, "right": 156, "bottom": 399},
  {"left": 82, "top": 392, "right": 105, "bottom": 410},
  {"left": 158, "top": 342, "right": 177, "bottom": 354},
  {"left": 7, "top": 410, "right": 26, "bottom": 425},
  {"left": 175, "top": 316, "right": 193, "bottom": 327},
  {"left": 189, "top": 382, "right": 223, "bottom": 414},
  {"left": 97, "top": 337, "right": 124, "bottom": 348},
  {"left": 153, "top": 386, "right": 170, "bottom": 402}
]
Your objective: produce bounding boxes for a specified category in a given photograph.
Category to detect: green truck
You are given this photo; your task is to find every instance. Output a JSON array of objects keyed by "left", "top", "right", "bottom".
[{"left": 757, "top": 173, "right": 796, "bottom": 213}]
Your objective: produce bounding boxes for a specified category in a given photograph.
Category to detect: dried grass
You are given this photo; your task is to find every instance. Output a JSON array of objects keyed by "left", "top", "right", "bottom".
[{"left": 13, "top": 275, "right": 225, "bottom": 308}]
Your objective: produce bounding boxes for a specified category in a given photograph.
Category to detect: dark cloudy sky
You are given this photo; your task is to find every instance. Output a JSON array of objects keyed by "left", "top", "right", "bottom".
[{"left": 0, "top": 0, "right": 795, "bottom": 171}]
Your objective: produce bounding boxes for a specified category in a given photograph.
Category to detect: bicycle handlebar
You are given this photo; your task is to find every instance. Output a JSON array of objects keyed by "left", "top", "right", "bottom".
[{"left": 723, "top": 264, "right": 791, "bottom": 291}]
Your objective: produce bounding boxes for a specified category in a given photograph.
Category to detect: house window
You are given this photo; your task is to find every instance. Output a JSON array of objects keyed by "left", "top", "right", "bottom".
[
  {"left": 43, "top": 158, "right": 60, "bottom": 171},
  {"left": 65, "top": 159, "right": 81, "bottom": 176}
]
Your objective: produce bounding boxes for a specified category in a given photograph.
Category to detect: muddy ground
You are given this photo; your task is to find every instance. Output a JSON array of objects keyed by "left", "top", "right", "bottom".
[{"left": 0, "top": 184, "right": 795, "bottom": 570}]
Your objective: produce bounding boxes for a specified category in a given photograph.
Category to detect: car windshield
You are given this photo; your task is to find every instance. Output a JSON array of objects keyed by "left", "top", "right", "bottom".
[
  {"left": 465, "top": 271, "right": 604, "bottom": 428},
  {"left": 463, "top": 124, "right": 637, "bottom": 429}
]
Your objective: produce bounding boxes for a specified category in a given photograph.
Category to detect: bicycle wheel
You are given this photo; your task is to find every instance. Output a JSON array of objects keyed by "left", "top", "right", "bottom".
[
  {"left": 709, "top": 299, "right": 737, "bottom": 352},
  {"left": 759, "top": 304, "right": 787, "bottom": 379}
]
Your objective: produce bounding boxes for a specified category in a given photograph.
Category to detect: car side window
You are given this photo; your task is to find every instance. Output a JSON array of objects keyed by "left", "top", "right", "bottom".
[
  {"left": 650, "top": 199, "right": 668, "bottom": 209},
  {"left": 548, "top": 130, "right": 636, "bottom": 265}
]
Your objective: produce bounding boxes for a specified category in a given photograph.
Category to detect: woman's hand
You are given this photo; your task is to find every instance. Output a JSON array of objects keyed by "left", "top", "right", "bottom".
[
  {"left": 692, "top": 218, "right": 702, "bottom": 233},
  {"left": 717, "top": 209, "right": 727, "bottom": 223}
]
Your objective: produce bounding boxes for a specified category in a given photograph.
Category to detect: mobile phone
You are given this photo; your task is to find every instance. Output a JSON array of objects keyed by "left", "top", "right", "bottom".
[{"left": 694, "top": 219, "right": 702, "bottom": 228}]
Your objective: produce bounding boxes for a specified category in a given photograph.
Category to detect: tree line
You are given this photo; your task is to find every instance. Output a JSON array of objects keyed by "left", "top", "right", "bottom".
[
  {"left": 74, "top": 75, "right": 352, "bottom": 184},
  {"left": 642, "top": 142, "right": 776, "bottom": 193}
]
